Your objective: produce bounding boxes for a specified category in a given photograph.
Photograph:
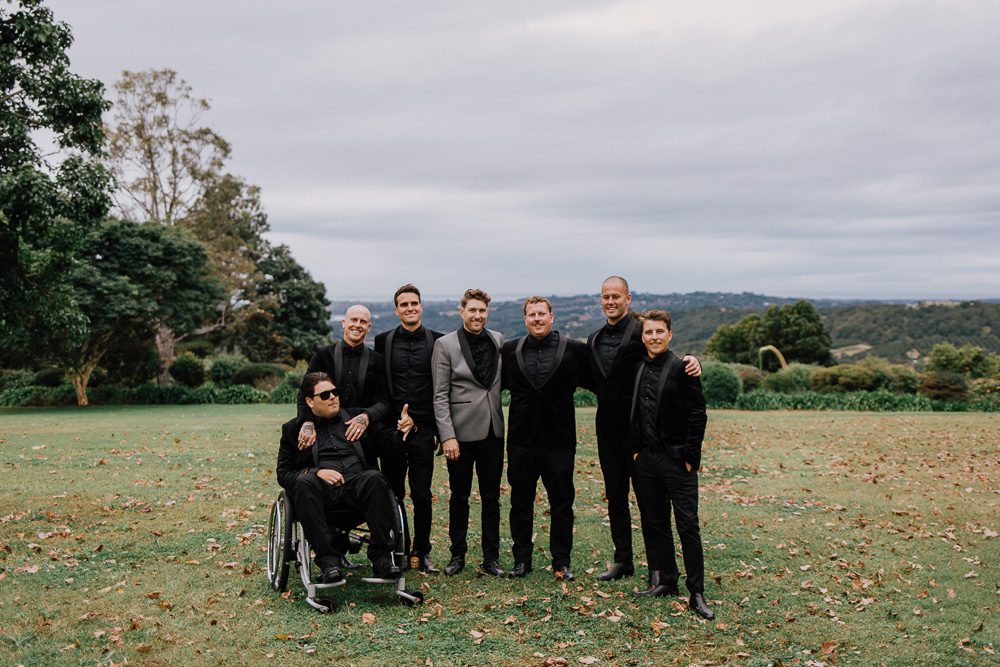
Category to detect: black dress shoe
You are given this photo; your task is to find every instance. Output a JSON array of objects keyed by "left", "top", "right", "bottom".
[
  {"left": 689, "top": 593, "right": 715, "bottom": 619},
  {"left": 338, "top": 554, "right": 363, "bottom": 570},
  {"left": 509, "top": 562, "right": 532, "bottom": 578},
  {"left": 596, "top": 562, "right": 634, "bottom": 581},
  {"left": 320, "top": 565, "right": 344, "bottom": 584},
  {"left": 373, "top": 562, "right": 403, "bottom": 580},
  {"left": 413, "top": 553, "right": 439, "bottom": 573},
  {"left": 443, "top": 557, "right": 465, "bottom": 576},
  {"left": 480, "top": 560, "right": 505, "bottom": 577},
  {"left": 553, "top": 565, "right": 575, "bottom": 581},
  {"left": 634, "top": 570, "right": 679, "bottom": 597}
]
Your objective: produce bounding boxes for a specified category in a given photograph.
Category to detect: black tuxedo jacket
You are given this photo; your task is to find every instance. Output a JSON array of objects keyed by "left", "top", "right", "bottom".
[
  {"left": 373, "top": 325, "right": 444, "bottom": 427},
  {"left": 275, "top": 413, "right": 369, "bottom": 491},
  {"left": 629, "top": 350, "right": 707, "bottom": 470},
  {"left": 586, "top": 315, "right": 646, "bottom": 438},
  {"left": 297, "top": 341, "right": 390, "bottom": 424},
  {"left": 501, "top": 333, "right": 589, "bottom": 450}
]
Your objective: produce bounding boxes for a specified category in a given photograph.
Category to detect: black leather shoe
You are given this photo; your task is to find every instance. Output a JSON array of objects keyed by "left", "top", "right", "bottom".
[
  {"left": 443, "top": 557, "right": 465, "bottom": 576},
  {"left": 509, "top": 562, "right": 532, "bottom": 578},
  {"left": 480, "top": 560, "right": 505, "bottom": 577},
  {"left": 373, "top": 562, "right": 403, "bottom": 580},
  {"left": 689, "top": 593, "right": 715, "bottom": 619},
  {"left": 596, "top": 562, "right": 634, "bottom": 581},
  {"left": 320, "top": 565, "right": 344, "bottom": 584},
  {"left": 634, "top": 570, "right": 679, "bottom": 597},
  {"left": 413, "top": 553, "right": 439, "bottom": 574},
  {"left": 338, "top": 554, "right": 363, "bottom": 570},
  {"left": 553, "top": 565, "right": 575, "bottom": 581}
]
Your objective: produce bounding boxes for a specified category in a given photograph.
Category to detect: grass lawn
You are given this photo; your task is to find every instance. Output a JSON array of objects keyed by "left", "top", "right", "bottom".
[{"left": 0, "top": 406, "right": 997, "bottom": 666}]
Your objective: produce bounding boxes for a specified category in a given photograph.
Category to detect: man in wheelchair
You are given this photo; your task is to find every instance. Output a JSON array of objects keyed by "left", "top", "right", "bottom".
[{"left": 276, "top": 371, "right": 404, "bottom": 584}]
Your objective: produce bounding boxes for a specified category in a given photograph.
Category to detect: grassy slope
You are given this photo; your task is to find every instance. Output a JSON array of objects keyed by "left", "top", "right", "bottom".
[{"left": 0, "top": 406, "right": 996, "bottom": 666}]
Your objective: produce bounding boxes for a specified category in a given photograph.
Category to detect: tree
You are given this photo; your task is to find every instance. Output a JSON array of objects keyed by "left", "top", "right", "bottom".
[
  {"left": 247, "top": 244, "right": 331, "bottom": 361},
  {"left": 704, "top": 301, "right": 832, "bottom": 371},
  {"left": 705, "top": 314, "right": 763, "bottom": 365},
  {"left": 105, "top": 69, "right": 229, "bottom": 224},
  {"left": 1, "top": 0, "right": 111, "bottom": 331},
  {"left": 36, "top": 219, "right": 221, "bottom": 405}
]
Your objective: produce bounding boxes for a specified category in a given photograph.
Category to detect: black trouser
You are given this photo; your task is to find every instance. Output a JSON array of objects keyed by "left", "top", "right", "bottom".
[
  {"left": 446, "top": 434, "right": 503, "bottom": 562},
  {"left": 597, "top": 434, "right": 637, "bottom": 564},
  {"left": 379, "top": 425, "right": 437, "bottom": 556},
  {"left": 291, "top": 469, "right": 397, "bottom": 568},
  {"left": 633, "top": 450, "right": 705, "bottom": 594},
  {"left": 507, "top": 444, "right": 575, "bottom": 568}
]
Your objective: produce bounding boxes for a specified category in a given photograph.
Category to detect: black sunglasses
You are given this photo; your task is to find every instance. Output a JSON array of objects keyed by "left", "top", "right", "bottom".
[{"left": 311, "top": 388, "right": 340, "bottom": 400}]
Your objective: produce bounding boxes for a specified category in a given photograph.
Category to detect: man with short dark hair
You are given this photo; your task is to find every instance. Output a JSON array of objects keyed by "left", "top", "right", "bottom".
[
  {"left": 630, "top": 310, "right": 714, "bottom": 620},
  {"left": 374, "top": 284, "right": 445, "bottom": 573},
  {"left": 586, "top": 276, "right": 701, "bottom": 582},
  {"left": 503, "top": 296, "right": 589, "bottom": 580},
  {"left": 432, "top": 288, "right": 505, "bottom": 577},
  {"left": 277, "top": 372, "right": 403, "bottom": 584}
]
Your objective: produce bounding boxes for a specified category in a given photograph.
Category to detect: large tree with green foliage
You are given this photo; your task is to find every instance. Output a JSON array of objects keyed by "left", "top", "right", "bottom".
[
  {"left": 705, "top": 300, "right": 832, "bottom": 371},
  {"left": 1, "top": 0, "right": 112, "bottom": 337},
  {"left": 37, "top": 219, "right": 220, "bottom": 405}
]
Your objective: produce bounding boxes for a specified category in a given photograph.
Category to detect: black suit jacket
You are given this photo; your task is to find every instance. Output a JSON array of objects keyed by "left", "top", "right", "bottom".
[
  {"left": 586, "top": 315, "right": 645, "bottom": 438},
  {"left": 373, "top": 325, "right": 444, "bottom": 428},
  {"left": 502, "top": 333, "right": 589, "bottom": 450},
  {"left": 275, "top": 413, "right": 369, "bottom": 491},
  {"left": 297, "top": 341, "right": 390, "bottom": 424},
  {"left": 629, "top": 350, "right": 708, "bottom": 470}
]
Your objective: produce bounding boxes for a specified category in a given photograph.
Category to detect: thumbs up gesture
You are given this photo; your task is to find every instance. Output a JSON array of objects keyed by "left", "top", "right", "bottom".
[{"left": 397, "top": 403, "right": 415, "bottom": 441}]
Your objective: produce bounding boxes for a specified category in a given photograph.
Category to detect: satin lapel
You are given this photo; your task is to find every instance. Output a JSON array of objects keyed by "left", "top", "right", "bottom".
[
  {"left": 630, "top": 359, "right": 645, "bottom": 422},
  {"left": 424, "top": 328, "right": 435, "bottom": 360},
  {"left": 514, "top": 336, "right": 534, "bottom": 390},
  {"left": 652, "top": 351, "right": 675, "bottom": 418},
  {"left": 587, "top": 330, "right": 607, "bottom": 380},
  {"left": 384, "top": 329, "right": 396, "bottom": 395},
  {"left": 525, "top": 332, "right": 568, "bottom": 390},
  {"left": 456, "top": 328, "right": 485, "bottom": 389},
  {"left": 357, "top": 345, "right": 370, "bottom": 399},
  {"left": 608, "top": 317, "right": 638, "bottom": 376},
  {"left": 332, "top": 342, "right": 344, "bottom": 390}
]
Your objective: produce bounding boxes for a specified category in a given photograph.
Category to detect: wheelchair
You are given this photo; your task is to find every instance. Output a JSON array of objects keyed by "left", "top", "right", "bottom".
[{"left": 265, "top": 488, "right": 425, "bottom": 612}]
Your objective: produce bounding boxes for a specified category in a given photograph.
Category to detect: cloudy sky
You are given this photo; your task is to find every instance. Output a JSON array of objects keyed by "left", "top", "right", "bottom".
[{"left": 46, "top": 0, "right": 1000, "bottom": 301}]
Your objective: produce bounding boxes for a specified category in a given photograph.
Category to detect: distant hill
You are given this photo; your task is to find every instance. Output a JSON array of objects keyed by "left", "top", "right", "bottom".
[{"left": 327, "top": 293, "right": 1000, "bottom": 366}]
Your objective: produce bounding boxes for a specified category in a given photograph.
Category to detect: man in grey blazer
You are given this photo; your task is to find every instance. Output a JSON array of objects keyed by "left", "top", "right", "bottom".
[{"left": 432, "top": 288, "right": 505, "bottom": 577}]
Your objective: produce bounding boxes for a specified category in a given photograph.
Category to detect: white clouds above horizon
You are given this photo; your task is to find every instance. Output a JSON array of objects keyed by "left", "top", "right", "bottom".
[{"left": 46, "top": 0, "right": 1000, "bottom": 301}]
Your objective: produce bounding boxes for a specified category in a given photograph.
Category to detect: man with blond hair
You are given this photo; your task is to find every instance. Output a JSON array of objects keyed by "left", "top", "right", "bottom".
[{"left": 432, "top": 288, "right": 505, "bottom": 577}]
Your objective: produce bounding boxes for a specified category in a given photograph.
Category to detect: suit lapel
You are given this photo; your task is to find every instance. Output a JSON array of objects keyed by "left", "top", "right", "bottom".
[
  {"left": 332, "top": 342, "right": 344, "bottom": 389},
  {"left": 384, "top": 329, "right": 396, "bottom": 395},
  {"left": 587, "top": 330, "right": 607, "bottom": 380},
  {"left": 608, "top": 317, "right": 638, "bottom": 376},
  {"left": 456, "top": 328, "right": 485, "bottom": 389},
  {"left": 357, "top": 345, "right": 370, "bottom": 399},
  {"left": 514, "top": 336, "right": 534, "bottom": 389},
  {"left": 630, "top": 359, "right": 645, "bottom": 422},
  {"left": 518, "top": 332, "right": 568, "bottom": 390},
  {"left": 652, "top": 351, "right": 675, "bottom": 418}
]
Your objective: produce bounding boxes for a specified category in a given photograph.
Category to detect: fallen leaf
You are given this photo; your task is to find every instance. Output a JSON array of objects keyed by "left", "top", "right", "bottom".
[
  {"left": 362, "top": 612, "right": 377, "bottom": 625},
  {"left": 579, "top": 658, "right": 600, "bottom": 665}
]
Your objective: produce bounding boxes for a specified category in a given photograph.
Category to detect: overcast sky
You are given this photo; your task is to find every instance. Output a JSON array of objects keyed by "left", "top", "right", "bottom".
[{"left": 46, "top": 0, "right": 1000, "bottom": 301}]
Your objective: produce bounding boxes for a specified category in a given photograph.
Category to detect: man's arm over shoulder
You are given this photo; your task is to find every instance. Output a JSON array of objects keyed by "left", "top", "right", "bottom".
[
  {"left": 681, "top": 371, "right": 708, "bottom": 471},
  {"left": 432, "top": 336, "right": 456, "bottom": 442}
]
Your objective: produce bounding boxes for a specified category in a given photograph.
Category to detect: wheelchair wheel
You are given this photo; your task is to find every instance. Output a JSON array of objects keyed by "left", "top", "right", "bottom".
[
  {"left": 401, "top": 590, "right": 424, "bottom": 606},
  {"left": 390, "top": 495, "right": 411, "bottom": 567},
  {"left": 266, "top": 491, "right": 293, "bottom": 592}
]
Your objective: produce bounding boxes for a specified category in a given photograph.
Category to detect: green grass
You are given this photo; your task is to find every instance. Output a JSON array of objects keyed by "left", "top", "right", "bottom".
[{"left": 1, "top": 406, "right": 997, "bottom": 666}]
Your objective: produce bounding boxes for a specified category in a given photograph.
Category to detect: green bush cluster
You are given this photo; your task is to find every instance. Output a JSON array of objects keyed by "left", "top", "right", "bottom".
[
  {"left": 701, "top": 361, "right": 742, "bottom": 407},
  {"left": 573, "top": 389, "right": 598, "bottom": 407},
  {"left": 270, "top": 371, "right": 304, "bottom": 404},
  {"left": 209, "top": 354, "right": 248, "bottom": 386},
  {"left": 0, "top": 369, "right": 35, "bottom": 391},
  {"left": 232, "top": 362, "right": 289, "bottom": 390},
  {"left": 729, "top": 364, "right": 764, "bottom": 393},
  {"left": 0, "top": 382, "right": 270, "bottom": 407},
  {"left": 811, "top": 358, "right": 919, "bottom": 394},
  {"left": 735, "top": 390, "right": 937, "bottom": 412},
  {"left": 169, "top": 353, "right": 206, "bottom": 387},
  {"left": 759, "top": 363, "right": 816, "bottom": 394},
  {"left": 918, "top": 371, "right": 968, "bottom": 402}
]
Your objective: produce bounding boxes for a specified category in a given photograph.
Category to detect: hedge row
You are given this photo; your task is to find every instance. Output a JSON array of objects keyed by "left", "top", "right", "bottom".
[
  {"left": 0, "top": 383, "right": 271, "bottom": 407},
  {"left": 732, "top": 390, "right": 998, "bottom": 412}
]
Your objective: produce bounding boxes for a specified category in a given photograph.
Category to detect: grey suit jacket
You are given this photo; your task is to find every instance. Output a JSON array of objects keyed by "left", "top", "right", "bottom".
[{"left": 432, "top": 328, "right": 505, "bottom": 443}]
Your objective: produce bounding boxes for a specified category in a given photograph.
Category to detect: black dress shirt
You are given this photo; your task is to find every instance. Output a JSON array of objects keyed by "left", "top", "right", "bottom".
[
  {"left": 463, "top": 328, "right": 497, "bottom": 387},
  {"left": 314, "top": 415, "right": 366, "bottom": 477},
  {"left": 339, "top": 342, "right": 364, "bottom": 408},
  {"left": 388, "top": 326, "right": 434, "bottom": 425},
  {"left": 595, "top": 317, "right": 630, "bottom": 376},
  {"left": 522, "top": 331, "right": 559, "bottom": 386},
  {"left": 636, "top": 353, "right": 668, "bottom": 449}
]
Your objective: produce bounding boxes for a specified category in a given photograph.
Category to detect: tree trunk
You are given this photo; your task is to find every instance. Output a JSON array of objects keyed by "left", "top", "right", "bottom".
[
  {"left": 155, "top": 322, "right": 176, "bottom": 384},
  {"left": 72, "top": 365, "right": 95, "bottom": 407}
]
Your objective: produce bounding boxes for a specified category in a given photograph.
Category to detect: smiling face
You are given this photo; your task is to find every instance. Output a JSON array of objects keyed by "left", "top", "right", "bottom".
[
  {"left": 641, "top": 318, "right": 673, "bottom": 358},
  {"left": 305, "top": 380, "right": 340, "bottom": 418},
  {"left": 395, "top": 291, "right": 422, "bottom": 330},
  {"left": 460, "top": 299, "right": 489, "bottom": 334},
  {"left": 601, "top": 278, "right": 632, "bottom": 324},
  {"left": 341, "top": 305, "right": 372, "bottom": 346},
  {"left": 524, "top": 301, "right": 554, "bottom": 339}
]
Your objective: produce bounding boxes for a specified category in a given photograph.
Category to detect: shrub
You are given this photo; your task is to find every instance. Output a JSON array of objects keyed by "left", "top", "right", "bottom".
[
  {"left": 885, "top": 364, "right": 921, "bottom": 394},
  {"left": 573, "top": 388, "right": 598, "bottom": 407},
  {"left": 968, "top": 378, "right": 1000, "bottom": 408},
  {"left": 232, "top": 362, "right": 289, "bottom": 391},
  {"left": 128, "top": 383, "right": 198, "bottom": 405},
  {"left": 730, "top": 364, "right": 764, "bottom": 393},
  {"left": 216, "top": 384, "right": 269, "bottom": 404},
  {"left": 760, "top": 364, "right": 816, "bottom": 394},
  {"left": 0, "top": 385, "right": 48, "bottom": 407},
  {"left": 209, "top": 354, "right": 248, "bottom": 386},
  {"left": 735, "top": 390, "right": 933, "bottom": 412},
  {"left": 169, "top": 353, "right": 206, "bottom": 387},
  {"left": 176, "top": 339, "right": 214, "bottom": 358},
  {"left": 271, "top": 372, "right": 304, "bottom": 404},
  {"left": 32, "top": 367, "right": 65, "bottom": 387},
  {"left": 701, "top": 362, "right": 742, "bottom": 407},
  {"left": 919, "top": 372, "right": 968, "bottom": 402},
  {"left": 0, "top": 369, "right": 35, "bottom": 391}
]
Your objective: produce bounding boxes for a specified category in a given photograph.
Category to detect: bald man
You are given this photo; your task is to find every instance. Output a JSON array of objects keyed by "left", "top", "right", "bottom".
[{"left": 297, "top": 304, "right": 391, "bottom": 494}]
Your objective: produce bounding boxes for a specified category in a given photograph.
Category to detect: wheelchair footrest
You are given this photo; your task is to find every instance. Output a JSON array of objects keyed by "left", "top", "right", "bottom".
[{"left": 360, "top": 576, "right": 401, "bottom": 584}]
